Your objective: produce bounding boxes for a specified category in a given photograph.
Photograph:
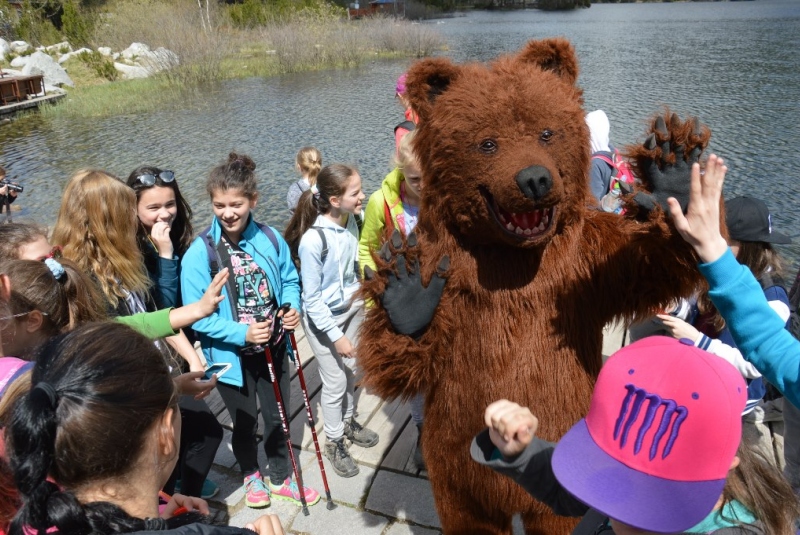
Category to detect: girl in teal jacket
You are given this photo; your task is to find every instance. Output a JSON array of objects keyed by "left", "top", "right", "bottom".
[{"left": 181, "top": 152, "right": 318, "bottom": 510}]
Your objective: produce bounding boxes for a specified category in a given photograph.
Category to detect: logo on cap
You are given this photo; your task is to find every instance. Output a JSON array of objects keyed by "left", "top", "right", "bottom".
[{"left": 614, "top": 384, "right": 689, "bottom": 461}]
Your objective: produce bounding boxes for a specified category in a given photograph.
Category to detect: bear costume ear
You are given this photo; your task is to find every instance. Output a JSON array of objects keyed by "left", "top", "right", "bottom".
[
  {"left": 515, "top": 38, "right": 579, "bottom": 86},
  {"left": 405, "top": 58, "right": 462, "bottom": 124}
]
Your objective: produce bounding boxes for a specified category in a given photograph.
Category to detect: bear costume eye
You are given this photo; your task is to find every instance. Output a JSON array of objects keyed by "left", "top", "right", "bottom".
[
  {"left": 540, "top": 129, "right": 554, "bottom": 142},
  {"left": 479, "top": 139, "right": 498, "bottom": 154}
]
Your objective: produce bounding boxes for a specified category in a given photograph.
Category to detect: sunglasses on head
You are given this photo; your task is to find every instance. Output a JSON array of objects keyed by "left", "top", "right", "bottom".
[{"left": 136, "top": 170, "right": 175, "bottom": 187}]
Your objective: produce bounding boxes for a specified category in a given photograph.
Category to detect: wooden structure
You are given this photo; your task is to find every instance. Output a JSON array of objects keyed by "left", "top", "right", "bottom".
[
  {"left": 347, "top": 0, "right": 405, "bottom": 19},
  {"left": 0, "top": 72, "right": 46, "bottom": 105}
]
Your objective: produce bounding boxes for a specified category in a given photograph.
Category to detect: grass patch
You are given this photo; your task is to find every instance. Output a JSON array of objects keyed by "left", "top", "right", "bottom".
[{"left": 38, "top": 76, "right": 184, "bottom": 119}]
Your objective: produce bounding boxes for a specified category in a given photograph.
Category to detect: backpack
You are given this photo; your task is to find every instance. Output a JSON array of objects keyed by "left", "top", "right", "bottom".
[
  {"left": 593, "top": 149, "right": 635, "bottom": 194},
  {"left": 200, "top": 223, "right": 281, "bottom": 278}
]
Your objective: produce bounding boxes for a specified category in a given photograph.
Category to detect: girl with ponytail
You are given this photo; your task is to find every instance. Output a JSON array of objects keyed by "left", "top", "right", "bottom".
[
  {"left": 5, "top": 322, "right": 286, "bottom": 535},
  {"left": 286, "top": 147, "right": 322, "bottom": 215},
  {"left": 284, "top": 164, "right": 377, "bottom": 479}
]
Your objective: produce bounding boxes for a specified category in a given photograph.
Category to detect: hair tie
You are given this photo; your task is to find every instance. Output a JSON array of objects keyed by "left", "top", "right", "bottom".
[
  {"left": 44, "top": 258, "right": 65, "bottom": 281},
  {"left": 33, "top": 382, "right": 59, "bottom": 409},
  {"left": 144, "top": 518, "right": 167, "bottom": 531},
  {"left": 310, "top": 185, "right": 320, "bottom": 199}
]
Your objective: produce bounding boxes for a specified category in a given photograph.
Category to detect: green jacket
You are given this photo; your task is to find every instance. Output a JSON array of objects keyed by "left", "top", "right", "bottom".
[
  {"left": 116, "top": 308, "right": 178, "bottom": 339},
  {"left": 359, "top": 167, "right": 407, "bottom": 273}
]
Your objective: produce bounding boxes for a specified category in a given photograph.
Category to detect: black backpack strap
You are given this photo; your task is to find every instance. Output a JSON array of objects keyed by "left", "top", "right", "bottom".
[
  {"left": 394, "top": 120, "right": 416, "bottom": 135},
  {"left": 255, "top": 222, "right": 280, "bottom": 254},
  {"left": 311, "top": 226, "right": 328, "bottom": 266},
  {"left": 201, "top": 226, "right": 219, "bottom": 277}
]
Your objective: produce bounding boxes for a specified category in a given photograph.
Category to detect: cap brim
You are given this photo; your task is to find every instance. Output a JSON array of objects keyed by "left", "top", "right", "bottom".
[
  {"left": 551, "top": 420, "right": 725, "bottom": 533},
  {"left": 765, "top": 231, "right": 792, "bottom": 244}
]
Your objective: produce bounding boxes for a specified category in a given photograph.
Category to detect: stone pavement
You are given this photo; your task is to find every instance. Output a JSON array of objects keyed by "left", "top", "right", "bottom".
[{"left": 199, "top": 322, "right": 785, "bottom": 534}]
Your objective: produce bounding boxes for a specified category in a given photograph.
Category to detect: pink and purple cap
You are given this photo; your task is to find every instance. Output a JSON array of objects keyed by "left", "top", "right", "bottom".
[
  {"left": 396, "top": 73, "right": 407, "bottom": 95},
  {"left": 551, "top": 336, "right": 747, "bottom": 533}
]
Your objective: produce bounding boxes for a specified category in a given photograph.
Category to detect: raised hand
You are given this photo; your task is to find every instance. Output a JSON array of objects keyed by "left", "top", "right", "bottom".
[
  {"left": 631, "top": 113, "right": 709, "bottom": 216},
  {"left": 484, "top": 400, "right": 538, "bottom": 460},
  {"left": 364, "top": 230, "right": 449, "bottom": 340},
  {"left": 151, "top": 220, "right": 174, "bottom": 259}
]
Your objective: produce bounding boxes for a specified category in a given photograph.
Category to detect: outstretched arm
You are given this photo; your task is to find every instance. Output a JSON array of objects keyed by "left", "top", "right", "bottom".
[{"left": 670, "top": 155, "right": 800, "bottom": 407}]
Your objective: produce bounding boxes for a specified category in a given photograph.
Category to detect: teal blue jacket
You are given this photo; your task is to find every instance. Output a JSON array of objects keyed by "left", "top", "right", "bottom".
[{"left": 180, "top": 215, "right": 301, "bottom": 387}]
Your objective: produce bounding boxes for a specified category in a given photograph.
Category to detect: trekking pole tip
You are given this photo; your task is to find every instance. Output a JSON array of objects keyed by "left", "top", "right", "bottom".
[
  {"left": 326, "top": 500, "right": 337, "bottom": 510},
  {"left": 302, "top": 506, "right": 310, "bottom": 516}
]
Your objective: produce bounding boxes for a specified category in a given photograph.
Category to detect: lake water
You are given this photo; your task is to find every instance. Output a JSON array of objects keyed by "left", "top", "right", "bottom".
[{"left": 3, "top": 0, "right": 800, "bottom": 257}]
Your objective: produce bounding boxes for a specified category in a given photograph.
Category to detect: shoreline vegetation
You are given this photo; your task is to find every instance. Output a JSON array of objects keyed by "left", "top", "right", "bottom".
[{"left": 0, "top": 0, "right": 445, "bottom": 120}]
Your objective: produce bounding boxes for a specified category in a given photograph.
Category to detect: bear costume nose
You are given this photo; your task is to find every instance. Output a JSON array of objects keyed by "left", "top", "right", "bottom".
[{"left": 515, "top": 166, "right": 553, "bottom": 201}]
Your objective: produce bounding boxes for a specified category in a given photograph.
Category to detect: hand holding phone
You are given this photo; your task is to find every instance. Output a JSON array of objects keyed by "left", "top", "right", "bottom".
[{"left": 200, "top": 363, "right": 232, "bottom": 382}]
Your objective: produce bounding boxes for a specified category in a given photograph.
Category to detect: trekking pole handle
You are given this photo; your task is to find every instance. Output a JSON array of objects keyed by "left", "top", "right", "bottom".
[{"left": 279, "top": 302, "right": 294, "bottom": 333}]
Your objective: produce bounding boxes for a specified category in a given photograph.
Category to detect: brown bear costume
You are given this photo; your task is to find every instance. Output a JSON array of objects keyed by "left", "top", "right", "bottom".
[{"left": 358, "top": 39, "right": 713, "bottom": 534}]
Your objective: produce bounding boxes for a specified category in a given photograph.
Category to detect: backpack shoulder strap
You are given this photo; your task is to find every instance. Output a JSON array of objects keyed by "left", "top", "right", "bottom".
[
  {"left": 311, "top": 227, "right": 328, "bottom": 266},
  {"left": 591, "top": 153, "right": 614, "bottom": 167},
  {"left": 383, "top": 196, "right": 395, "bottom": 234},
  {"left": 254, "top": 222, "right": 280, "bottom": 253},
  {"left": 200, "top": 226, "right": 219, "bottom": 277},
  {"left": 394, "top": 120, "right": 416, "bottom": 134}
]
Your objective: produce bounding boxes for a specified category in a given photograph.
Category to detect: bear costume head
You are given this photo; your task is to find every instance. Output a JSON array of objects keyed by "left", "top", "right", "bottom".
[{"left": 405, "top": 38, "right": 591, "bottom": 248}]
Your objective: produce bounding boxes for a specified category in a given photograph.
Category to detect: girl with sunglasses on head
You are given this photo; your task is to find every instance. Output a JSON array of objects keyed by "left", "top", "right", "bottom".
[
  {"left": 181, "top": 152, "right": 320, "bottom": 510},
  {"left": 52, "top": 170, "right": 225, "bottom": 502},
  {"left": 127, "top": 167, "right": 194, "bottom": 310}
]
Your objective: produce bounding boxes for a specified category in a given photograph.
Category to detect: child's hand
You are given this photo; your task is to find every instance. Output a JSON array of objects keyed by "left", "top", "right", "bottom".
[
  {"left": 174, "top": 371, "right": 217, "bottom": 400},
  {"left": 245, "top": 514, "right": 285, "bottom": 535},
  {"left": 160, "top": 493, "right": 209, "bottom": 518},
  {"left": 246, "top": 319, "right": 273, "bottom": 345},
  {"left": 484, "top": 400, "right": 538, "bottom": 460},
  {"left": 151, "top": 221, "right": 174, "bottom": 259},
  {"left": 196, "top": 268, "right": 228, "bottom": 318},
  {"left": 667, "top": 154, "right": 729, "bottom": 264},
  {"left": 656, "top": 314, "right": 700, "bottom": 342},
  {"left": 333, "top": 335, "right": 355, "bottom": 358},
  {"left": 277, "top": 307, "right": 300, "bottom": 331}
]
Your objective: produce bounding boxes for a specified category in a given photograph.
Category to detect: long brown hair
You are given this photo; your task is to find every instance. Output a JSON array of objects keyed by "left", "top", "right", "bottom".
[
  {"left": 721, "top": 440, "right": 800, "bottom": 533},
  {"left": 698, "top": 241, "right": 785, "bottom": 332},
  {"left": 51, "top": 170, "right": 151, "bottom": 308},
  {"left": 1, "top": 259, "right": 106, "bottom": 338}
]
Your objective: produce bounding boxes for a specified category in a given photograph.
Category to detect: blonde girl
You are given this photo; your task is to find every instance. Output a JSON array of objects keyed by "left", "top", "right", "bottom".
[{"left": 286, "top": 147, "right": 322, "bottom": 215}]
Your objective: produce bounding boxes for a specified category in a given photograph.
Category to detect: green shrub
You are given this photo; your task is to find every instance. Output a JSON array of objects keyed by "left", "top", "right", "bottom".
[
  {"left": 13, "top": 0, "right": 62, "bottom": 46},
  {"left": 78, "top": 49, "right": 118, "bottom": 81},
  {"left": 62, "top": 0, "right": 94, "bottom": 47}
]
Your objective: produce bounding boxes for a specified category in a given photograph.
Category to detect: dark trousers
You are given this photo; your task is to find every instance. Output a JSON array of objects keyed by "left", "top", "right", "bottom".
[
  {"left": 217, "top": 344, "right": 291, "bottom": 485},
  {"left": 163, "top": 396, "right": 224, "bottom": 498}
]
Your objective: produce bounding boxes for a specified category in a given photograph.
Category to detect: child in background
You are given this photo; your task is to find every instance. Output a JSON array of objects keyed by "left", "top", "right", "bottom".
[
  {"left": 181, "top": 152, "right": 319, "bottom": 509},
  {"left": 285, "top": 164, "right": 378, "bottom": 479},
  {"left": 394, "top": 73, "right": 418, "bottom": 151},
  {"left": 287, "top": 147, "right": 322, "bottom": 215},
  {"left": 358, "top": 130, "right": 426, "bottom": 469},
  {"left": 126, "top": 166, "right": 194, "bottom": 309}
]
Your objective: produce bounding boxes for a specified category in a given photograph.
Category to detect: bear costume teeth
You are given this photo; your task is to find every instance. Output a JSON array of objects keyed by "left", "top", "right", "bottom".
[{"left": 485, "top": 190, "right": 555, "bottom": 238}]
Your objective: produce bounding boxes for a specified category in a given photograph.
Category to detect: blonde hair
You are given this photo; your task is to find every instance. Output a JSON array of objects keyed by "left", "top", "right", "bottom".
[
  {"left": 52, "top": 169, "right": 150, "bottom": 307},
  {"left": 295, "top": 147, "right": 322, "bottom": 187},
  {"left": 392, "top": 130, "right": 419, "bottom": 172}
]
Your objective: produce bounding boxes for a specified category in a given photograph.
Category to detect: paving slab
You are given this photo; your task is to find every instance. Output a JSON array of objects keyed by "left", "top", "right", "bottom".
[
  {"left": 207, "top": 466, "right": 246, "bottom": 509},
  {"left": 365, "top": 470, "right": 440, "bottom": 529},
  {"left": 351, "top": 397, "right": 409, "bottom": 468},
  {"left": 228, "top": 499, "right": 301, "bottom": 529},
  {"left": 213, "top": 429, "right": 238, "bottom": 469},
  {"left": 288, "top": 504, "right": 389, "bottom": 535},
  {"left": 296, "top": 448, "right": 377, "bottom": 507}
]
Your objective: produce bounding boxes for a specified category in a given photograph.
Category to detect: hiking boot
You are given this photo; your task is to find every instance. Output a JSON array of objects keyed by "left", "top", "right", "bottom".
[
  {"left": 413, "top": 423, "right": 426, "bottom": 471},
  {"left": 343, "top": 417, "right": 379, "bottom": 448},
  {"left": 268, "top": 477, "right": 321, "bottom": 506},
  {"left": 243, "top": 471, "right": 271, "bottom": 508},
  {"left": 325, "top": 437, "right": 359, "bottom": 478}
]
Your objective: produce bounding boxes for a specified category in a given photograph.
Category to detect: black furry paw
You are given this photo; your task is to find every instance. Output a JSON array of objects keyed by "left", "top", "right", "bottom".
[
  {"left": 364, "top": 230, "right": 449, "bottom": 340},
  {"left": 635, "top": 113, "right": 706, "bottom": 216}
]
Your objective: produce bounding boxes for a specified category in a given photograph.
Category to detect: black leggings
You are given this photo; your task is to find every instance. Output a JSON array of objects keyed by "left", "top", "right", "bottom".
[
  {"left": 217, "top": 344, "right": 291, "bottom": 485},
  {"left": 163, "top": 396, "right": 224, "bottom": 498}
]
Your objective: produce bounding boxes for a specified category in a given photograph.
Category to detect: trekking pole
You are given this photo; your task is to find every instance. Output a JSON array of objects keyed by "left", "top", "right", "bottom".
[
  {"left": 263, "top": 324, "right": 310, "bottom": 516},
  {"left": 279, "top": 302, "right": 337, "bottom": 511}
]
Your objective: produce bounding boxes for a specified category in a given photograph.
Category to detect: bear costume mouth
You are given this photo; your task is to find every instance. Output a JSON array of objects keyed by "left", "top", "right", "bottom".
[{"left": 481, "top": 188, "right": 555, "bottom": 240}]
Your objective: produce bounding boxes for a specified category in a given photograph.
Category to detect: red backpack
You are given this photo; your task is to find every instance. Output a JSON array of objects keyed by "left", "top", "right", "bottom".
[{"left": 592, "top": 148, "right": 635, "bottom": 194}]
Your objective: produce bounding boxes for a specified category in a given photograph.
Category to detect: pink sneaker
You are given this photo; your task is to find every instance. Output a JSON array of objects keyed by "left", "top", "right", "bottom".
[
  {"left": 268, "top": 477, "right": 321, "bottom": 506},
  {"left": 243, "top": 471, "right": 271, "bottom": 508}
]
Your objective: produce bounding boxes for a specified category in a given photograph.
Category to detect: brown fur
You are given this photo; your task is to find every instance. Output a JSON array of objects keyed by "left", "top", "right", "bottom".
[{"left": 359, "top": 39, "right": 709, "bottom": 534}]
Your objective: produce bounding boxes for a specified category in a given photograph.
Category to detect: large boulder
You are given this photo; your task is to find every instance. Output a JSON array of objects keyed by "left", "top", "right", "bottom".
[
  {"left": 45, "top": 41, "right": 72, "bottom": 54},
  {"left": 114, "top": 62, "right": 149, "bottom": 79},
  {"left": 0, "top": 39, "right": 10, "bottom": 61},
  {"left": 10, "top": 41, "right": 31, "bottom": 54},
  {"left": 120, "top": 42, "right": 151, "bottom": 61},
  {"left": 120, "top": 42, "right": 178, "bottom": 74},
  {"left": 21, "top": 52, "right": 74, "bottom": 87},
  {"left": 97, "top": 46, "right": 113, "bottom": 57},
  {"left": 10, "top": 56, "right": 28, "bottom": 68}
]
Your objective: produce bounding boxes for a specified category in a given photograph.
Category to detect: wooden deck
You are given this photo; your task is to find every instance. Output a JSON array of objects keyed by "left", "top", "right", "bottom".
[
  {"left": 205, "top": 326, "right": 427, "bottom": 478},
  {"left": 0, "top": 92, "right": 66, "bottom": 116}
]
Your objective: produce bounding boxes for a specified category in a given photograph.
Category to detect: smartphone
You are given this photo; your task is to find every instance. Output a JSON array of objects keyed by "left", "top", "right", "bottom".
[{"left": 200, "top": 363, "right": 232, "bottom": 382}]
